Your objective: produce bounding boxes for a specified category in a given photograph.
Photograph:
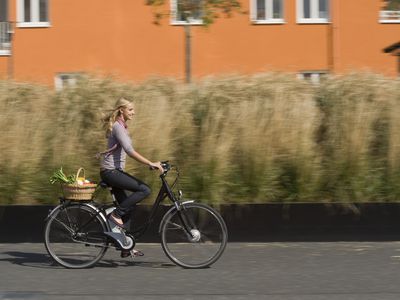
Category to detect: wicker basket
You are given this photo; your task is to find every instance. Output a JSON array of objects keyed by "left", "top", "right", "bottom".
[{"left": 62, "top": 168, "right": 97, "bottom": 201}]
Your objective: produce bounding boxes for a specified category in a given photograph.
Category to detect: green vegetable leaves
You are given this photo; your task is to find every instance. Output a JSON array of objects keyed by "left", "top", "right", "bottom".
[{"left": 49, "top": 167, "right": 76, "bottom": 184}]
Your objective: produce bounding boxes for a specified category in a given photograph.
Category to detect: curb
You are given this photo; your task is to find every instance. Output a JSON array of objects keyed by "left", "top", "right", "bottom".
[{"left": 1, "top": 203, "right": 400, "bottom": 243}]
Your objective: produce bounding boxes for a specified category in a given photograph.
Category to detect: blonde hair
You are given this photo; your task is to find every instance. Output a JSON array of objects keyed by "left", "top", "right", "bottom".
[{"left": 102, "top": 97, "right": 132, "bottom": 137}]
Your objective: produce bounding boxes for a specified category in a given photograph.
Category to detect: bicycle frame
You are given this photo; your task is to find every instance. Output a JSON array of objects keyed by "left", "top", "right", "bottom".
[
  {"left": 130, "top": 170, "right": 188, "bottom": 239},
  {"left": 45, "top": 162, "right": 228, "bottom": 269},
  {"left": 47, "top": 163, "right": 192, "bottom": 243}
]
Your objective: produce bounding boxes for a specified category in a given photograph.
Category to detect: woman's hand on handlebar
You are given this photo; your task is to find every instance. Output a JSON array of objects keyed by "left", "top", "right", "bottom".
[{"left": 149, "top": 161, "right": 164, "bottom": 174}]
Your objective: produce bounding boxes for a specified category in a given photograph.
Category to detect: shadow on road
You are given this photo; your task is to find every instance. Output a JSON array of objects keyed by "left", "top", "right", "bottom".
[
  {"left": 0, "top": 251, "right": 176, "bottom": 269},
  {"left": 0, "top": 251, "right": 57, "bottom": 269},
  {"left": 124, "top": 261, "right": 176, "bottom": 269}
]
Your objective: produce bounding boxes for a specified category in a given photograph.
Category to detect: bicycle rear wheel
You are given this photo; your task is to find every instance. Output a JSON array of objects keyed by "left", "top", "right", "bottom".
[
  {"left": 160, "top": 202, "right": 228, "bottom": 269},
  {"left": 44, "top": 204, "right": 108, "bottom": 269}
]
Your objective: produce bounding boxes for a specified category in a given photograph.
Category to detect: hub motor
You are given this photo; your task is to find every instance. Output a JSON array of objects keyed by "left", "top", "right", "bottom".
[{"left": 189, "top": 229, "right": 201, "bottom": 242}]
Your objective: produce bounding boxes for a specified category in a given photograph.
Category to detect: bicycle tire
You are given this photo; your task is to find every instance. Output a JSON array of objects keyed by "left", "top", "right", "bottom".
[
  {"left": 160, "top": 202, "right": 228, "bottom": 269},
  {"left": 44, "top": 203, "right": 108, "bottom": 269}
]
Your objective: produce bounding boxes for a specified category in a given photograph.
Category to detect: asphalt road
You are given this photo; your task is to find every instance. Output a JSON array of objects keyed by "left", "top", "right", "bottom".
[{"left": 1, "top": 242, "right": 400, "bottom": 299}]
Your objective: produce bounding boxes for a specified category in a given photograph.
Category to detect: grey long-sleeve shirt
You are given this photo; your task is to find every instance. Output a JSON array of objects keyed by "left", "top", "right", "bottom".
[{"left": 100, "top": 121, "right": 134, "bottom": 170}]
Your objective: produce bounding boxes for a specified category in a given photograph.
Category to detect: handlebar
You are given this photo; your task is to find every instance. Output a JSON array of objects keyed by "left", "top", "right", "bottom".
[
  {"left": 149, "top": 160, "right": 173, "bottom": 175},
  {"left": 161, "top": 161, "right": 171, "bottom": 172},
  {"left": 149, "top": 160, "right": 180, "bottom": 195}
]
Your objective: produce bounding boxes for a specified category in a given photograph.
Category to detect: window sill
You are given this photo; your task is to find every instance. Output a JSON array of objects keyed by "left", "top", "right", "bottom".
[
  {"left": 252, "top": 19, "right": 285, "bottom": 25},
  {"left": 0, "top": 50, "right": 11, "bottom": 56},
  {"left": 379, "top": 11, "right": 400, "bottom": 23},
  {"left": 17, "top": 22, "right": 51, "bottom": 28},
  {"left": 297, "top": 19, "right": 330, "bottom": 24},
  {"left": 379, "top": 19, "right": 400, "bottom": 24},
  {"left": 170, "top": 20, "right": 203, "bottom": 26}
]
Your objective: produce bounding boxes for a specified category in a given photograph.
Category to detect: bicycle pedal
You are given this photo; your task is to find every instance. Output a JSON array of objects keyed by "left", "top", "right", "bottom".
[
  {"left": 120, "top": 250, "right": 135, "bottom": 259},
  {"left": 129, "top": 250, "right": 142, "bottom": 259}
]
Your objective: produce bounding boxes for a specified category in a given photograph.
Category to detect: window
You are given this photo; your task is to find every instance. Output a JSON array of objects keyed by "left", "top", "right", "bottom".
[
  {"left": 297, "top": 0, "right": 329, "bottom": 23},
  {"left": 380, "top": 0, "right": 400, "bottom": 23},
  {"left": 297, "top": 71, "right": 328, "bottom": 84},
  {"left": 17, "top": 0, "right": 49, "bottom": 27},
  {"left": 0, "top": 0, "right": 8, "bottom": 22},
  {"left": 55, "top": 73, "right": 80, "bottom": 91},
  {"left": 0, "top": 22, "right": 12, "bottom": 55},
  {"left": 0, "top": 0, "right": 12, "bottom": 55},
  {"left": 171, "top": 0, "right": 203, "bottom": 25},
  {"left": 251, "top": 0, "right": 284, "bottom": 24}
]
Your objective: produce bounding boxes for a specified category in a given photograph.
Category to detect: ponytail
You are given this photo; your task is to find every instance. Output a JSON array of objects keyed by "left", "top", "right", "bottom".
[{"left": 102, "top": 97, "right": 132, "bottom": 137}]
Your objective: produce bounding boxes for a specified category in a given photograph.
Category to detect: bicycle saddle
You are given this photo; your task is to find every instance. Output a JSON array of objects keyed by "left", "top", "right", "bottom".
[{"left": 99, "top": 181, "right": 110, "bottom": 188}]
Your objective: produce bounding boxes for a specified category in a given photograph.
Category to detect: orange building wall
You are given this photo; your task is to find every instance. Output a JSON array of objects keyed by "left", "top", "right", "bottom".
[
  {"left": 3, "top": 0, "right": 399, "bottom": 86},
  {"left": 0, "top": 58, "right": 7, "bottom": 79},
  {"left": 12, "top": 0, "right": 185, "bottom": 84},
  {"left": 332, "top": 0, "right": 400, "bottom": 76},
  {"left": 192, "top": 0, "right": 329, "bottom": 76},
  {"left": 8, "top": 0, "right": 330, "bottom": 85}
]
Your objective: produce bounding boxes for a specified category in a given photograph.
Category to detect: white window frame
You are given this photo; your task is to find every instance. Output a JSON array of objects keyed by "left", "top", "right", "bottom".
[
  {"left": 251, "top": 0, "right": 285, "bottom": 24},
  {"left": 54, "top": 73, "right": 81, "bottom": 91},
  {"left": 297, "top": 0, "right": 329, "bottom": 24},
  {"left": 0, "top": 21, "right": 12, "bottom": 56},
  {"left": 17, "top": 0, "right": 50, "bottom": 28},
  {"left": 0, "top": 49, "right": 10, "bottom": 55},
  {"left": 379, "top": 11, "right": 400, "bottom": 24},
  {"left": 170, "top": 0, "right": 203, "bottom": 25},
  {"left": 0, "top": 0, "right": 8, "bottom": 23},
  {"left": 297, "top": 70, "right": 328, "bottom": 84}
]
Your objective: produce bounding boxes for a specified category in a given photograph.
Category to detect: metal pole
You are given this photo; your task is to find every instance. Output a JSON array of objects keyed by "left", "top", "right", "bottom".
[
  {"left": 7, "top": 35, "right": 13, "bottom": 79},
  {"left": 184, "top": 21, "right": 191, "bottom": 84},
  {"left": 327, "top": 0, "right": 335, "bottom": 74}
]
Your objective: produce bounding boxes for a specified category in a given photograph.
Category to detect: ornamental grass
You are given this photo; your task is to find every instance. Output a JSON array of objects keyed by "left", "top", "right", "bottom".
[{"left": 0, "top": 73, "right": 399, "bottom": 204}]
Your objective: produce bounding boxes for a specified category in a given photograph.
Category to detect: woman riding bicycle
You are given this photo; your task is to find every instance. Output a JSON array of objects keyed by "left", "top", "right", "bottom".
[{"left": 99, "top": 97, "right": 163, "bottom": 257}]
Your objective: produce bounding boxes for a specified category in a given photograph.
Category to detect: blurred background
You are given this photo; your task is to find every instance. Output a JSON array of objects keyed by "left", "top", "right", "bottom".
[{"left": 0, "top": 0, "right": 399, "bottom": 205}]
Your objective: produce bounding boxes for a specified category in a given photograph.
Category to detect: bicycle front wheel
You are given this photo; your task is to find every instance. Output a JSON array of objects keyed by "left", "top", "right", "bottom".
[
  {"left": 44, "top": 204, "right": 108, "bottom": 269},
  {"left": 160, "top": 202, "right": 228, "bottom": 269}
]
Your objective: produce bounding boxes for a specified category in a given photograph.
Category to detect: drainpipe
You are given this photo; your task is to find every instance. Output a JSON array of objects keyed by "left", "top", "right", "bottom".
[
  {"left": 327, "top": 0, "right": 336, "bottom": 74},
  {"left": 327, "top": 19, "right": 333, "bottom": 73},
  {"left": 184, "top": 20, "right": 192, "bottom": 84}
]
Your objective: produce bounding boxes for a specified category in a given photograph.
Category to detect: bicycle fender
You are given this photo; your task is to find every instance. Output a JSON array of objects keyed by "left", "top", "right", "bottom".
[
  {"left": 182, "top": 200, "right": 195, "bottom": 204},
  {"left": 158, "top": 200, "right": 195, "bottom": 233},
  {"left": 84, "top": 203, "right": 110, "bottom": 230},
  {"left": 45, "top": 204, "right": 62, "bottom": 222},
  {"left": 44, "top": 203, "right": 109, "bottom": 230}
]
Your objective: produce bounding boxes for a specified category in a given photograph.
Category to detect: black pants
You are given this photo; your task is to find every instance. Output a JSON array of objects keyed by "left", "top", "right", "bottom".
[{"left": 100, "top": 169, "right": 151, "bottom": 220}]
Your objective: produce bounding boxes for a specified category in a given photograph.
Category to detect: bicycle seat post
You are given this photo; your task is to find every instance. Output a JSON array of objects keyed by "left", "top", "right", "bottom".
[
  {"left": 99, "top": 181, "right": 119, "bottom": 207},
  {"left": 108, "top": 187, "right": 118, "bottom": 204}
]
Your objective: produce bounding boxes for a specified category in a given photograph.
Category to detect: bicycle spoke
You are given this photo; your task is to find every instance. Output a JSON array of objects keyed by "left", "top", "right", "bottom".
[
  {"left": 52, "top": 217, "right": 75, "bottom": 235},
  {"left": 44, "top": 205, "right": 108, "bottom": 269},
  {"left": 166, "top": 221, "right": 186, "bottom": 230},
  {"left": 161, "top": 203, "right": 227, "bottom": 269}
]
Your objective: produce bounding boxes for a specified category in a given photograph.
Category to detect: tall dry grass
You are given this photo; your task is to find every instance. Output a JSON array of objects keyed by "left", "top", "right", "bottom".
[
  {"left": 0, "top": 73, "right": 398, "bottom": 204},
  {"left": 184, "top": 74, "right": 321, "bottom": 202},
  {"left": 316, "top": 73, "right": 400, "bottom": 201}
]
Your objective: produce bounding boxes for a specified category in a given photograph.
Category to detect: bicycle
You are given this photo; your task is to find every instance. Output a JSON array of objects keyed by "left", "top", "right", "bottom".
[{"left": 44, "top": 161, "right": 228, "bottom": 269}]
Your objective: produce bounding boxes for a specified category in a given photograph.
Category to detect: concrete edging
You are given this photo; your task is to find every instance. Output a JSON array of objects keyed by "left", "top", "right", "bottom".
[{"left": 1, "top": 203, "right": 400, "bottom": 243}]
